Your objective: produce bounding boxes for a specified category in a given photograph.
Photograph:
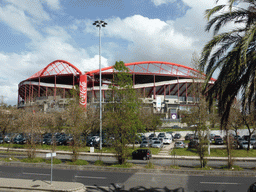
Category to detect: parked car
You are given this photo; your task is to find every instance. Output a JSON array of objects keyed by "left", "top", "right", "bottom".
[
  {"left": 215, "top": 138, "right": 224, "bottom": 145},
  {"left": 13, "top": 137, "right": 26, "bottom": 144},
  {"left": 91, "top": 136, "right": 100, "bottom": 142},
  {"left": 234, "top": 135, "right": 241, "bottom": 140},
  {"left": 239, "top": 141, "right": 253, "bottom": 149},
  {"left": 158, "top": 132, "right": 166, "bottom": 139},
  {"left": 3, "top": 133, "right": 14, "bottom": 143},
  {"left": 171, "top": 125, "right": 181, "bottom": 129},
  {"left": 0, "top": 135, "right": 3, "bottom": 144},
  {"left": 132, "top": 149, "right": 152, "bottom": 160},
  {"left": 209, "top": 133, "right": 216, "bottom": 141},
  {"left": 86, "top": 137, "right": 99, "bottom": 147},
  {"left": 42, "top": 135, "right": 52, "bottom": 145},
  {"left": 242, "top": 135, "right": 250, "bottom": 141},
  {"left": 148, "top": 133, "right": 157, "bottom": 140},
  {"left": 66, "top": 135, "right": 74, "bottom": 146},
  {"left": 214, "top": 135, "right": 221, "bottom": 141},
  {"left": 185, "top": 134, "right": 197, "bottom": 140},
  {"left": 173, "top": 133, "right": 181, "bottom": 139},
  {"left": 140, "top": 140, "right": 150, "bottom": 148},
  {"left": 250, "top": 138, "right": 256, "bottom": 145},
  {"left": 163, "top": 137, "right": 172, "bottom": 144},
  {"left": 237, "top": 138, "right": 245, "bottom": 145},
  {"left": 140, "top": 135, "right": 146, "bottom": 141},
  {"left": 188, "top": 140, "right": 199, "bottom": 148},
  {"left": 13, "top": 134, "right": 27, "bottom": 144},
  {"left": 56, "top": 136, "right": 68, "bottom": 145},
  {"left": 149, "top": 137, "right": 159, "bottom": 145},
  {"left": 174, "top": 141, "right": 186, "bottom": 148},
  {"left": 151, "top": 140, "right": 163, "bottom": 148}
]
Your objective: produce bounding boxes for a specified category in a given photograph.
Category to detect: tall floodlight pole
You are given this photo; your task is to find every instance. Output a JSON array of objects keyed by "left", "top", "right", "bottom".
[{"left": 93, "top": 20, "right": 107, "bottom": 150}]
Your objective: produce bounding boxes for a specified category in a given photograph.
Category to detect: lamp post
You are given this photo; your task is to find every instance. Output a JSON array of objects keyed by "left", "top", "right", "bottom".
[{"left": 93, "top": 20, "right": 107, "bottom": 150}]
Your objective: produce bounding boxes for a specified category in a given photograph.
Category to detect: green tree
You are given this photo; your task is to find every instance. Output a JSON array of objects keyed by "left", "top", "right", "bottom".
[
  {"left": 180, "top": 98, "right": 209, "bottom": 168},
  {"left": 44, "top": 111, "right": 66, "bottom": 152},
  {"left": 181, "top": 54, "right": 214, "bottom": 168},
  {"left": 103, "top": 61, "right": 145, "bottom": 164},
  {"left": 18, "top": 108, "right": 48, "bottom": 159},
  {"left": 140, "top": 108, "right": 162, "bottom": 133},
  {"left": 0, "top": 106, "right": 20, "bottom": 137},
  {"left": 200, "top": 0, "right": 256, "bottom": 128},
  {"left": 64, "top": 88, "right": 90, "bottom": 162}
]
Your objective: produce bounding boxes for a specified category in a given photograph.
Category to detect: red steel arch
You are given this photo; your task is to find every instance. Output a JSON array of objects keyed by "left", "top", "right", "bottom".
[
  {"left": 27, "top": 60, "right": 82, "bottom": 80},
  {"left": 86, "top": 61, "right": 212, "bottom": 79}
]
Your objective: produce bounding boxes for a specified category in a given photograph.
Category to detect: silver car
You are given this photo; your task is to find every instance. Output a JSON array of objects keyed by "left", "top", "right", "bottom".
[
  {"left": 140, "top": 140, "right": 150, "bottom": 148},
  {"left": 174, "top": 141, "right": 186, "bottom": 148},
  {"left": 239, "top": 141, "right": 253, "bottom": 149},
  {"left": 151, "top": 140, "right": 163, "bottom": 148}
]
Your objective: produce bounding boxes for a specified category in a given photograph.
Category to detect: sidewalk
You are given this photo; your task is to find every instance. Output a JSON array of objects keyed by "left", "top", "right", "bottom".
[{"left": 0, "top": 178, "right": 85, "bottom": 192}]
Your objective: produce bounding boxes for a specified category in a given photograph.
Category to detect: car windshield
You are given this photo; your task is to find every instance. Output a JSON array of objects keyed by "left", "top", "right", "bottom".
[{"left": 154, "top": 141, "right": 161, "bottom": 144}]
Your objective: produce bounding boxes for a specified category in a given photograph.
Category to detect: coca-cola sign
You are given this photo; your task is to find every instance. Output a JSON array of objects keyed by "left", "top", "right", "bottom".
[{"left": 79, "top": 74, "right": 87, "bottom": 107}]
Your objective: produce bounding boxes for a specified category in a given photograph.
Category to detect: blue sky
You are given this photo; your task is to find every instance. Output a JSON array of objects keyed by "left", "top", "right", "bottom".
[{"left": 0, "top": 0, "right": 232, "bottom": 105}]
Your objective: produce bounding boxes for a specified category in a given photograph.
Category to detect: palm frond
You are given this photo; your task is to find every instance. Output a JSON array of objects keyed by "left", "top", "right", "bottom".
[
  {"left": 205, "top": 5, "right": 226, "bottom": 20},
  {"left": 240, "top": 25, "right": 256, "bottom": 65},
  {"left": 206, "top": 9, "right": 248, "bottom": 35}
]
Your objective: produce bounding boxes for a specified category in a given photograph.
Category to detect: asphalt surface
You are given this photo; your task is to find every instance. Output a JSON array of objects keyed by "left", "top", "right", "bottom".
[{"left": 0, "top": 164, "right": 255, "bottom": 192}]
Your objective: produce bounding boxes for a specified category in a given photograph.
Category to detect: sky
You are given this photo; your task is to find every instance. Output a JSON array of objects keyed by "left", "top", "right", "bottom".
[{"left": 0, "top": 0, "right": 235, "bottom": 105}]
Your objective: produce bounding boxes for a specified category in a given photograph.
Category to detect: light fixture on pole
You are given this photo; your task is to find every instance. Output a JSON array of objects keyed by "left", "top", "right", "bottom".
[{"left": 93, "top": 20, "right": 107, "bottom": 150}]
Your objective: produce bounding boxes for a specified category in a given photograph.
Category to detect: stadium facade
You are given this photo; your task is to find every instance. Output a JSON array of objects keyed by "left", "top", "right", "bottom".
[{"left": 18, "top": 60, "right": 215, "bottom": 120}]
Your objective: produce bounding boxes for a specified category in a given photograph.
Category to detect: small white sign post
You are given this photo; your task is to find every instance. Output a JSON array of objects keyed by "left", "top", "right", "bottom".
[{"left": 46, "top": 152, "right": 56, "bottom": 185}]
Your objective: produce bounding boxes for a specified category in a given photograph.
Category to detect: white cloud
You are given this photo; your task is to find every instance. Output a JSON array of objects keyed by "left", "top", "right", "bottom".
[
  {"left": 0, "top": 5, "right": 42, "bottom": 39},
  {"left": 82, "top": 55, "right": 109, "bottom": 72},
  {"left": 43, "top": 0, "right": 61, "bottom": 10},
  {"left": 96, "top": 15, "right": 196, "bottom": 65},
  {"left": 151, "top": 0, "right": 177, "bottom": 6},
  {"left": 6, "top": 0, "right": 51, "bottom": 21},
  {"left": 0, "top": 0, "right": 61, "bottom": 40},
  {"left": 0, "top": 25, "right": 93, "bottom": 105}
]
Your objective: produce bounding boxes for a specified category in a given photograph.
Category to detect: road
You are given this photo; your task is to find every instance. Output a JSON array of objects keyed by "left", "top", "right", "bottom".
[{"left": 0, "top": 165, "right": 255, "bottom": 191}]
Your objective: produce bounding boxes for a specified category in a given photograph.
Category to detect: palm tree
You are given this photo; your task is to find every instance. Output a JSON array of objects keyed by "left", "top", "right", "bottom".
[{"left": 200, "top": 0, "right": 256, "bottom": 128}]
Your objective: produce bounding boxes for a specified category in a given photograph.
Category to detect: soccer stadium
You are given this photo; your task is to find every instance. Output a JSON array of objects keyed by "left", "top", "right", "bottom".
[{"left": 18, "top": 60, "right": 215, "bottom": 120}]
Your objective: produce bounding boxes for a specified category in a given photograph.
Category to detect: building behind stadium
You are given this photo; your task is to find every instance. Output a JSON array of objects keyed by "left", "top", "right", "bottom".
[{"left": 18, "top": 60, "right": 215, "bottom": 122}]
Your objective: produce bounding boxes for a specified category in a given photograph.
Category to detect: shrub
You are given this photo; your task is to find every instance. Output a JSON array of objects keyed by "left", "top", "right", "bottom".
[
  {"left": 45, "top": 158, "right": 62, "bottom": 164},
  {"left": 66, "top": 159, "right": 89, "bottom": 165},
  {"left": 145, "top": 161, "right": 154, "bottom": 169},
  {"left": 94, "top": 160, "right": 104, "bottom": 166}
]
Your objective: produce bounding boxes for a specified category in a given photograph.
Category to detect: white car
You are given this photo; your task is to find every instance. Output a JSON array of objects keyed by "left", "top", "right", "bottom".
[
  {"left": 91, "top": 136, "right": 100, "bottom": 142},
  {"left": 163, "top": 137, "right": 172, "bottom": 144}
]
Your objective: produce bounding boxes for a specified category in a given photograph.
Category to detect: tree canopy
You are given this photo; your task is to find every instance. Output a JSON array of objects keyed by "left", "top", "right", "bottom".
[{"left": 200, "top": 0, "right": 256, "bottom": 128}]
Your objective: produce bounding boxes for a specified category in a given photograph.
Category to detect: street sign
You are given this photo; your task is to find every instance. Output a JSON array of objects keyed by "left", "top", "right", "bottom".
[
  {"left": 46, "top": 152, "right": 56, "bottom": 158},
  {"left": 45, "top": 152, "right": 56, "bottom": 185}
]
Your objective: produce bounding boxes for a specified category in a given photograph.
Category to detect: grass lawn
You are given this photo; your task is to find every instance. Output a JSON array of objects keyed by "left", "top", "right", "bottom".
[
  {"left": 0, "top": 144, "right": 161, "bottom": 155},
  {"left": 171, "top": 147, "right": 256, "bottom": 157}
]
